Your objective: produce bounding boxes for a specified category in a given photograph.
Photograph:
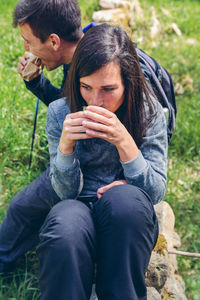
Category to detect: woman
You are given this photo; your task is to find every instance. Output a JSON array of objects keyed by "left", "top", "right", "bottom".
[{"left": 39, "top": 24, "right": 168, "bottom": 300}]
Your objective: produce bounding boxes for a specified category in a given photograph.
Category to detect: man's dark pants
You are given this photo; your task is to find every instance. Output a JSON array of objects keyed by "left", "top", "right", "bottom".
[{"left": 0, "top": 166, "right": 60, "bottom": 272}]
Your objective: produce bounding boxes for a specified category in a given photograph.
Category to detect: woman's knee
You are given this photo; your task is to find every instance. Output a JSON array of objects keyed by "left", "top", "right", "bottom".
[
  {"left": 94, "top": 184, "right": 156, "bottom": 229},
  {"left": 39, "top": 200, "right": 95, "bottom": 251}
]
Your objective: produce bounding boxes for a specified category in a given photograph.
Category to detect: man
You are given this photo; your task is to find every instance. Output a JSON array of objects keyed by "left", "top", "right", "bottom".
[
  {"left": 0, "top": 0, "right": 94, "bottom": 273},
  {"left": 16, "top": 0, "right": 87, "bottom": 105}
]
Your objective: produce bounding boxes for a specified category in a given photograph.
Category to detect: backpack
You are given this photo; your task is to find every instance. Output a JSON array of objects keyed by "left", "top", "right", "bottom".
[{"left": 136, "top": 48, "right": 177, "bottom": 143}]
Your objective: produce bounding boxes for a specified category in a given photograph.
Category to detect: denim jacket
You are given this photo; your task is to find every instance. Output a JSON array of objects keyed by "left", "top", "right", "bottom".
[{"left": 46, "top": 97, "right": 168, "bottom": 204}]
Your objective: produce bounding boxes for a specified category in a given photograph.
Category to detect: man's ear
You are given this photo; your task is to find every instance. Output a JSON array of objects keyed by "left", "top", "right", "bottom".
[{"left": 49, "top": 33, "right": 61, "bottom": 51}]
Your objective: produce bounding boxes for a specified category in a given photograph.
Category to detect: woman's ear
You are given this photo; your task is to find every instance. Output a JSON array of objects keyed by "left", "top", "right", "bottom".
[{"left": 49, "top": 33, "right": 61, "bottom": 51}]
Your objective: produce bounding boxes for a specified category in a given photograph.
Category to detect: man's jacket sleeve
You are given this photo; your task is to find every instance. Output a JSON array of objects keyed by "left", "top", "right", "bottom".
[{"left": 24, "top": 64, "right": 69, "bottom": 106}]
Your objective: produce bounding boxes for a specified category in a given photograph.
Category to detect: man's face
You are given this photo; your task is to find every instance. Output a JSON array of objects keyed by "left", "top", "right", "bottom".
[{"left": 20, "top": 23, "right": 62, "bottom": 71}]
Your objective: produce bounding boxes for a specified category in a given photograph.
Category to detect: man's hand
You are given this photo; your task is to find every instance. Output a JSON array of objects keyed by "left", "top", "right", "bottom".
[
  {"left": 17, "top": 52, "right": 41, "bottom": 81},
  {"left": 97, "top": 180, "right": 127, "bottom": 199}
]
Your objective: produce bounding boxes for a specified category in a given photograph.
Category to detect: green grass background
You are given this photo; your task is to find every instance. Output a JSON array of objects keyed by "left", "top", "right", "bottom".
[{"left": 0, "top": 0, "right": 199, "bottom": 299}]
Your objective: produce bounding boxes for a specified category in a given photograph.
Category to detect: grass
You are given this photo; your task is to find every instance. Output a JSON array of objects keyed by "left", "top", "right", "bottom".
[{"left": 0, "top": 0, "right": 199, "bottom": 299}]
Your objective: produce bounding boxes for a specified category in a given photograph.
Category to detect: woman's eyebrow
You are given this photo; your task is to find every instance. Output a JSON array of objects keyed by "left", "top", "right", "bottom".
[
  {"left": 102, "top": 84, "right": 118, "bottom": 88},
  {"left": 80, "top": 81, "right": 118, "bottom": 88},
  {"left": 80, "top": 82, "right": 90, "bottom": 86}
]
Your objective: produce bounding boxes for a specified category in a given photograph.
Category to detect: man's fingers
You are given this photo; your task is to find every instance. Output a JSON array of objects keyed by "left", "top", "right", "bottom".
[
  {"left": 24, "top": 52, "right": 31, "bottom": 59},
  {"left": 17, "top": 56, "right": 29, "bottom": 74},
  {"left": 17, "top": 52, "right": 34, "bottom": 73}
]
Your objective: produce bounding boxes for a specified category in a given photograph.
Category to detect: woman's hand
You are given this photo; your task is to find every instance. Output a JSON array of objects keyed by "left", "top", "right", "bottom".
[
  {"left": 59, "top": 111, "right": 89, "bottom": 154},
  {"left": 82, "top": 106, "right": 139, "bottom": 162},
  {"left": 82, "top": 106, "right": 127, "bottom": 145},
  {"left": 97, "top": 180, "right": 127, "bottom": 199}
]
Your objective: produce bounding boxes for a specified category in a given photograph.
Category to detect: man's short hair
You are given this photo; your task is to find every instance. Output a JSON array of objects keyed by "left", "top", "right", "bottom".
[{"left": 13, "top": 0, "right": 82, "bottom": 43}]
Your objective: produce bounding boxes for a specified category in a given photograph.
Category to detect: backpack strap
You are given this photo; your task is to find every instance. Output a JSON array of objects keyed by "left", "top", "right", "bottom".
[{"left": 136, "top": 48, "right": 177, "bottom": 142}]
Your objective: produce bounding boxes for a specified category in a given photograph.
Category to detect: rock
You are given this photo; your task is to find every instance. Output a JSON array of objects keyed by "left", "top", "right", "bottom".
[
  {"left": 185, "top": 38, "right": 197, "bottom": 45},
  {"left": 147, "top": 287, "right": 161, "bottom": 300},
  {"left": 165, "top": 22, "right": 182, "bottom": 36},
  {"left": 154, "top": 201, "right": 175, "bottom": 250},
  {"left": 170, "top": 23, "right": 182, "bottom": 36},
  {"left": 132, "top": 0, "right": 144, "bottom": 18},
  {"left": 146, "top": 251, "right": 169, "bottom": 291},
  {"left": 93, "top": 8, "right": 130, "bottom": 24},
  {"left": 174, "top": 82, "right": 185, "bottom": 95},
  {"left": 129, "top": 0, "right": 144, "bottom": 28},
  {"left": 173, "top": 231, "right": 181, "bottom": 249},
  {"left": 155, "top": 202, "right": 180, "bottom": 274},
  {"left": 150, "top": 6, "right": 161, "bottom": 39},
  {"left": 161, "top": 275, "right": 188, "bottom": 300},
  {"left": 161, "top": 8, "right": 172, "bottom": 18},
  {"left": 99, "top": 0, "right": 131, "bottom": 9},
  {"left": 181, "top": 75, "right": 194, "bottom": 91}
]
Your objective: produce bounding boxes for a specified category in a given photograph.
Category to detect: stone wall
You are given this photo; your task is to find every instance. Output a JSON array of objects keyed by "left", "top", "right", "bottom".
[
  {"left": 147, "top": 202, "right": 187, "bottom": 300},
  {"left": 92, "top": 0, "right": 143, "bottom": 33}
]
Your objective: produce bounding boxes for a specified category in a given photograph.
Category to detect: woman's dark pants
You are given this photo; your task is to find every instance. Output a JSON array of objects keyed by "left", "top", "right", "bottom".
[{"left": 37, "top": 184, "right": 158, "bottom": 300}]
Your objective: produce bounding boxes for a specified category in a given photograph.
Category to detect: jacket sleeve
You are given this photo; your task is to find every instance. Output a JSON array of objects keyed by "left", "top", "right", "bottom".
[
  {"left": 45, "top": 100, "right": 83, "bottom": 200},
  {"left": 121, "top": 101, "right": 168, "bottom": 204},
  {"left": 25, "top": 65, "right": 69, "bottom": 106}
]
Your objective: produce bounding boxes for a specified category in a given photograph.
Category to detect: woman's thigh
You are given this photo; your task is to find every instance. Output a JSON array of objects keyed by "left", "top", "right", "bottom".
[
  {"left": 93, "top": 184, "right": 158, "bottom": 241},
  {"left": 38, "top": 199, "right": 97, "bottom": 252},
  {"left": 93, "top": 184, "right": 158, "bottom": 274},
  {"left": 93, "top": 185, "right": 158, "bottom": 299}
]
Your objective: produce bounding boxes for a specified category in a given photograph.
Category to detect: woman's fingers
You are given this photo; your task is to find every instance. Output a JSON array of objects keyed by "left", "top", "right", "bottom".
[
  {"left": 65, "top": 132, "right": 91, "bottom": 140},
  {"left": 97, "top": 180, "right": 127, "bottom": 198},
  {"left": 82, "top": 119, "right": 109, "bottom": 133},
  {"left": 83, "top": 109, "right": 113, "bottom": 126},
  {"left": 86, "top": 105, "right": 113, "bottom": 118},
  {"left": 63, "top": 113, "right": 93, "bottom": 139},
  {"left": 70, "top": 111, "right": 85, "bottom": 119}
]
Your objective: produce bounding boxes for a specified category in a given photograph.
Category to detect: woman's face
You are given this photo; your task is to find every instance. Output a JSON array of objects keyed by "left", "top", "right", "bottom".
[{"left": 80, "top": 61, "right": 125, "bottom": 113}]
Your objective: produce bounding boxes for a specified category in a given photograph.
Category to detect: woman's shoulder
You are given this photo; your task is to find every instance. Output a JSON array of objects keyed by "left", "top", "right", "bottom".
[
  {"left": 47, "top": 98, "right": 71, "bottom": 131},
  {"left": 49, "top": 97, "right": 70, "bottom": 113},
  {"left": 48, "top": 97, "right": 70, "bottom": 120}
]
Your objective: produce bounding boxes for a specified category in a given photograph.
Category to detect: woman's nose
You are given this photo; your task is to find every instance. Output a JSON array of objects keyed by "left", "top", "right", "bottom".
[{"left": 91, "top": 92, "right": 103, "bottom": 106}]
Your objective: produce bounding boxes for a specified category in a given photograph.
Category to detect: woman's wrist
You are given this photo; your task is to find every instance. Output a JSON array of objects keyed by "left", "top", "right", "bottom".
[
  {"left": 116, "top": 136, "right": 139, "bottom": 163},
  {"left": 59, "top": 142, "right": 74, "bottom": 155}
]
